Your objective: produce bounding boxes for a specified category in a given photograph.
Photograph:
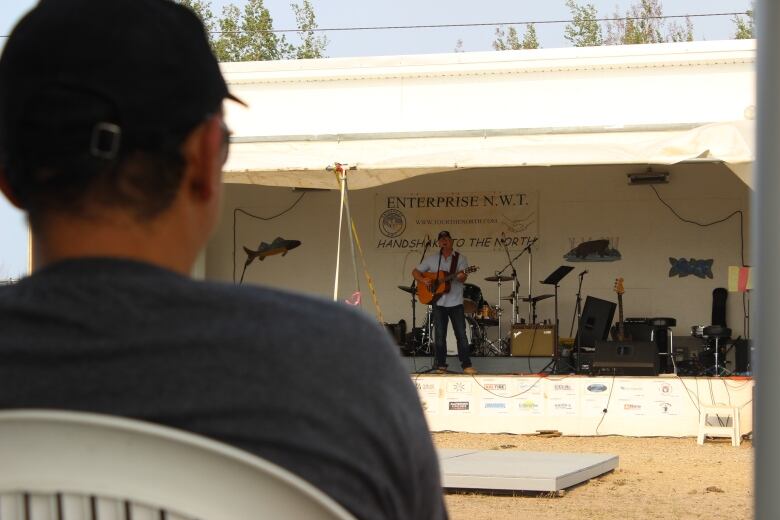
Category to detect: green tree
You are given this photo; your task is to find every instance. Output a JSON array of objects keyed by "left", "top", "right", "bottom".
[
  {"left": 175, "top": 0, "right": 217, "bottom": 45},
  {"left": 733, "top": 5, "right": 755, "bottom": 39},
  {"left": 493, "top": 24, "right": 539, "bottom": 50},
  {"left": 492, "top": 26, "right": 520, "bottom": 51},
  {"left": 521, "top": 24, "right": 540, "bottom": 49},
  {"left": 213, "top": 0, "right": 292, "bottom": 61},
  {"left": 291, "top": 0, "right": 328, "bottom": 59},
  {"left": 564, "top": 0, "right": 603, "bottom": 47},
  {"left": 667, "top": 17, "right": 694, "bottom": 43},
  {"left": 604, "top": 0, "right": 695, "bottom": 45}
]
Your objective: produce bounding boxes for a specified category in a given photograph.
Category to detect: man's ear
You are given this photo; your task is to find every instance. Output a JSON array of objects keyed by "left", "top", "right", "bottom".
[
  {"left": 181, "top": 115, "right": 222, "bottom": 203},
  {"left": 0, "top": 168, "right": 24, "bottom": 209}
]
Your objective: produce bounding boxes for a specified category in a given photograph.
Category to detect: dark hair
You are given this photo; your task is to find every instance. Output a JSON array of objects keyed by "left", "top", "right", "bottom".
[{"left": 3, "top": 88, "right": 193, "bottom": 227}]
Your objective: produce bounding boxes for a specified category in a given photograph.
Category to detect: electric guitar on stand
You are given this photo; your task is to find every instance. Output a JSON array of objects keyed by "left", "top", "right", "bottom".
[
  {"left": 417, "top": 266, "right": 479, "bottom": 305},
  {"left": 610, "top": 277, "right": 632, "bottom": 341}
]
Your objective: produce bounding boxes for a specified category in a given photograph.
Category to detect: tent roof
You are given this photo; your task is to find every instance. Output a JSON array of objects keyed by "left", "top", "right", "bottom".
[{"left": 221, "top": 40, "right": 756, "bottom": 189}]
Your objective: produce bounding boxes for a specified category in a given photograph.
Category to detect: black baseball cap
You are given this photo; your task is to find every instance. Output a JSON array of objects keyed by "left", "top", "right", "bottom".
[
  {"left": 0, "top": 0, "right": 245, "bottom": 166},
  {"left": 438, "top": 230, "right": 452, "bottom": 240}
]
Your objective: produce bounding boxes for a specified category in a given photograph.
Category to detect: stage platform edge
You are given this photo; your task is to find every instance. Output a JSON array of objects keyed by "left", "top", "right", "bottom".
[{"left": 438, "top": 449, "right": 619, "bottom": 492}]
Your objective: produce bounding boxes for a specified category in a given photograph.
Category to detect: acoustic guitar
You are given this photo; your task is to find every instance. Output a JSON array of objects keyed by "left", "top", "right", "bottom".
[
  {"left": 610, "top": 277, "right": 632, "bottom": 341},
  {"left": 417, "top": 266, "right": 479, "bottom": 305}
]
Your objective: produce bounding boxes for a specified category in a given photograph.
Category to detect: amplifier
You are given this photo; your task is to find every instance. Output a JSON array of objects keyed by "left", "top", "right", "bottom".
[
  {"left": 593, "top": 340, "right": 659, "bottom": 376},
  {"left": 510, "top": 325, "right": 555, "bottom": 357}
]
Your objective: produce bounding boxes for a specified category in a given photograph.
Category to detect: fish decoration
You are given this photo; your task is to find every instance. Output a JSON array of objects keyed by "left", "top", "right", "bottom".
[
  {"left": 563, "top": 239, "right": 621, "bottom": 262},
  {"left": 668, "top": 257, "right": 714, "bottom": 279},
  {"left": 243, "top": 237, "right": 302, "bottom": 265}
]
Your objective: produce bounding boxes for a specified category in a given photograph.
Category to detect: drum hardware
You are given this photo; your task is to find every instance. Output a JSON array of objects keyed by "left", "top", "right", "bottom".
[
  {"left": 483, "top": 272, "right": 513, "bottom": 345},
  {"left": 462, "top": 283, "right": 483, "bottom": 315},
  {"left": 702, "top": 325, "right": 732, "bottom": 376},
  {"left": 477, "top": 303, "right": 500, "bottom": 321},
  {"left": 648, "top": 317, "right": 677, "bottom": 374},
  {"left": 484, "top": 275, "right": 514, "bottom": 282},
  {"left": 691, "top": 325, "right": 705, "bottom": 338}
]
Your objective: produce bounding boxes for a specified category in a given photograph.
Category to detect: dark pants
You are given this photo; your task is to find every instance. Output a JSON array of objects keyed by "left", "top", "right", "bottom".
[{"left": 432, "top": 304, "right": 472, "bottom": 369}]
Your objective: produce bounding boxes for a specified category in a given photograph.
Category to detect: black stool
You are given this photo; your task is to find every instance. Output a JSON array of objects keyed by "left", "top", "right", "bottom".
[
  {"left": 702, "top": 325, "right": 731, "bottom": 376},
  {"left": 649, "top": 317, "right": 677, "bottom": 374}
]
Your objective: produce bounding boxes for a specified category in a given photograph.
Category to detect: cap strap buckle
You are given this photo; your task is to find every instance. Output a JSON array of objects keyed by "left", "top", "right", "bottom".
[{"left": 90, "top": 122, "right": 122, "bottom": 160}]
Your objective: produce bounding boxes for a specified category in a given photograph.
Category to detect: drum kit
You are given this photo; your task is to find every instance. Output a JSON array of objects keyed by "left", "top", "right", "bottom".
[{"left": 398, "top": 272, "right": 555, "bottom": 357}]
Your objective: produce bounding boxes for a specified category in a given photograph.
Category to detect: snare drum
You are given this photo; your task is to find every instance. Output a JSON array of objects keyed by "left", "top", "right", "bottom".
[
  {"left": 462, "top": 283, "right": 483, "bottom": 315},
  {"left": 478, "top": 303, "right": 498, "bottom": 320}
]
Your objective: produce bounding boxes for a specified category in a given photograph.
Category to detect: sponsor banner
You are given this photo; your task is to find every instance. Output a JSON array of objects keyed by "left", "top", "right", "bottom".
[
  {"left": 582, "top": 381, "right": 611, "bottom": 417},
  {"left": 515, "top": 379, "right": 544, "bottom": 415},
  {"left": 621, "top": 401, "right": 648, "bottom": 416},
  {"left": 615, "top": 380, "right": 650, "bottom": 416},
  {"left": 419, "top": 396, "right": 438, "bottom": 415},
  {"left": 446, "top": 399, "right": 473, "bottom": 414},
  {"left": 614, "top": 379, "right": 647, "bottom": 400},
  {"left": 480, "top": 398, "right": 512, "bottom": 415},
  {"left": 415, "top": 380, "right": 440, "bottom": 415},
  {"left": 651, "top": 381, "right": 684, "bottom": 416},
  {"left": 375, "top": 191, "right": 538, "bottom": 252},
  {"left": 478, "top": 378, "right": 516, "bottom": 398},
  {"left": 547, "top": 379, "right": 580, "bottom": 416},
  {"left": 446, "top": 379, "right": 472, "bottom": 396}
]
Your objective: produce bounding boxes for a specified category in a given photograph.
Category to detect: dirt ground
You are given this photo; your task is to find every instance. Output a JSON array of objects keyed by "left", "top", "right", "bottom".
[{"left": 433, "top": 432, "right": 753, "bottom": 520}]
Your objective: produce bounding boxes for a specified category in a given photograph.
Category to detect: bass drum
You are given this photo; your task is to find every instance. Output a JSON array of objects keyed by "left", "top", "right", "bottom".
[{"left": 462, "top": 283, "right": 483, "bottom": 315}]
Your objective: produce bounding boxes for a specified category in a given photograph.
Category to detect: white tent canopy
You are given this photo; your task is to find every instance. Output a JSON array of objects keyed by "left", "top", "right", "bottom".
[{"left": 221, "top": 40, "right": 756, "bottom": 190}]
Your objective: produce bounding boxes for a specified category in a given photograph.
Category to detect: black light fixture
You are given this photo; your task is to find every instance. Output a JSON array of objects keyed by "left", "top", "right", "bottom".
[{"left": 627, "top": 169, "right": 670, "bottom": 185}]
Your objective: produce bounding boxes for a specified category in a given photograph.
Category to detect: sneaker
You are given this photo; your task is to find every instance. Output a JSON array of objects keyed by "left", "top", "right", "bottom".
[
  {"left": 463, "top": 366, "right": 477, "bottom": 375},
  {"left": 435, "top": 367, "right": 448, "bottom": 374}
]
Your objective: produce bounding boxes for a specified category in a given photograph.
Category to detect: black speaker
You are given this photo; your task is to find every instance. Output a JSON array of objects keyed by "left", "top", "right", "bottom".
[
  {"left": 576, "top": 297, "right": 616, "bottom": 348},
  {"left": 593, "top": 340, "right": 659, "bottom": 376}
]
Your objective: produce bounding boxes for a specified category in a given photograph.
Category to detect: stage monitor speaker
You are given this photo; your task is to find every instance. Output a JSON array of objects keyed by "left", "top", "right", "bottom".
[
  {"left": 593, "top": 340, "right": 659, "bottom": 376},
  {"left": 576, "top": 297, "right": 617, "bottom": 348},
  {"left": 510, "top": 325, "right": 555, "bottom": 357}
]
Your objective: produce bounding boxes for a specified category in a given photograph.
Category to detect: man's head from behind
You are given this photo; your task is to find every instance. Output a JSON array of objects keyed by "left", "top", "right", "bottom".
[{"left": 0, "top": 0, "right": 239, "bottom": 232}]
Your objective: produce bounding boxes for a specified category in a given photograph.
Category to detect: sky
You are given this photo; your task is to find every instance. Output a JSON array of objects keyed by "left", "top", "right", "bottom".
[{"left": 0, "top": 0, "right": 752, "bottom": 278}]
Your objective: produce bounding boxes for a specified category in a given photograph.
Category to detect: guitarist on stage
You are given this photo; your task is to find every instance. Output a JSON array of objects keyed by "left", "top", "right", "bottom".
[{"left": 412, "top": 230, "right": 476, "bottom": 375}]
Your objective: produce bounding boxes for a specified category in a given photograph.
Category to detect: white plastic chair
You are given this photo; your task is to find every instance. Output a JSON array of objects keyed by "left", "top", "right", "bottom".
[{"left": 0, "top": 410, "right": 355, "bottom": 520}]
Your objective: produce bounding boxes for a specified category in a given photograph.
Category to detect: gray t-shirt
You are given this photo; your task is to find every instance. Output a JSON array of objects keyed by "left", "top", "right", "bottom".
[
  {"left": 0, "top": 258, "right": 446, "bottom": 520},
  {"left": 416, "top": 251, "right": 469, "bottom": 307}
]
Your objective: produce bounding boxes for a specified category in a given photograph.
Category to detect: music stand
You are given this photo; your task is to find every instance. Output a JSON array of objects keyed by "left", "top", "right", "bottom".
[{"left": 541, "top": 266, "right": 575, "bottom": 373}]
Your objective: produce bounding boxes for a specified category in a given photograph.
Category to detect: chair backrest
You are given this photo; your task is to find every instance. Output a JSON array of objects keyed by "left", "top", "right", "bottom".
[{"left": 0, "top": 410, "right": 354, "bottom": 520}]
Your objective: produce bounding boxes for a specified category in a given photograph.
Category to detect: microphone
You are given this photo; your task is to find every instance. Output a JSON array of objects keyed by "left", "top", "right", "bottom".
[{"left": 580, "top": 269, "right": 588, "bottom": 276}]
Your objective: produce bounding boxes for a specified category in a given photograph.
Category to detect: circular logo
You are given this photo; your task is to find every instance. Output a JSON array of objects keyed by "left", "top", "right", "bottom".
[{"left": 379, "top": 209, "right": 406, "bottom": 238}]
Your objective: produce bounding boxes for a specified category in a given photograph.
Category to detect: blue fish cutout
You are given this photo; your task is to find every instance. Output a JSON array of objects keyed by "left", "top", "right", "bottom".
[{"left": 668, "top": 258, "right": 713, "bottom": 279}]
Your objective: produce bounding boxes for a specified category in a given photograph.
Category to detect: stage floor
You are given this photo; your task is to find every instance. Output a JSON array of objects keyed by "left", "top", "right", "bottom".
[
  {"left": 438, "top": 449, "right": 619, "bottom": 492},
  {"left": 402, "top": 354, "right": 553, "bottom": 374}
]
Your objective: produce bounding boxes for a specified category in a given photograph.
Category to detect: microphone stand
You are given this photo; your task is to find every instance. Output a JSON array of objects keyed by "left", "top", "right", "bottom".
[
  {"left": 498, "top": 236, "right": 519, "bottom": 326},
  {"left": 570, "top": 270, "right": 587, "bottom": 374},
  {"left": 500, "top": 238, "right": 537, "bottom": 323},
  {"left": 412, "top": 237, "right": 432, "bottom": 354}
]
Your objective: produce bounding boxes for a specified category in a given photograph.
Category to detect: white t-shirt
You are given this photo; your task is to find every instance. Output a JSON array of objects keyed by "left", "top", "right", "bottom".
[{"left": 416, "top": 251, "right": 469, "bottom": 307}]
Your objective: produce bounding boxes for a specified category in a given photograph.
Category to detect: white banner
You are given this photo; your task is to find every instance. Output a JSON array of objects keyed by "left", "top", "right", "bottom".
[{"left": 375, "top": 190, "right": 538, "bottom": 252}]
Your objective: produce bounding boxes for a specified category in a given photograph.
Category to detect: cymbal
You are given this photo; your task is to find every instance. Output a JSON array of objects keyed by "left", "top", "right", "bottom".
[
  {"left": 476, "top": 318, "right": 499, "bottom": 326},
  {"left": 484, "top": 275, "right": 514, "bottom": 282},
  {"left": 521, "top": 294, "right": 554, "bottom": 303},
  {"left": 397, "top": 285, "right": 415, "bottom": 294}
]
